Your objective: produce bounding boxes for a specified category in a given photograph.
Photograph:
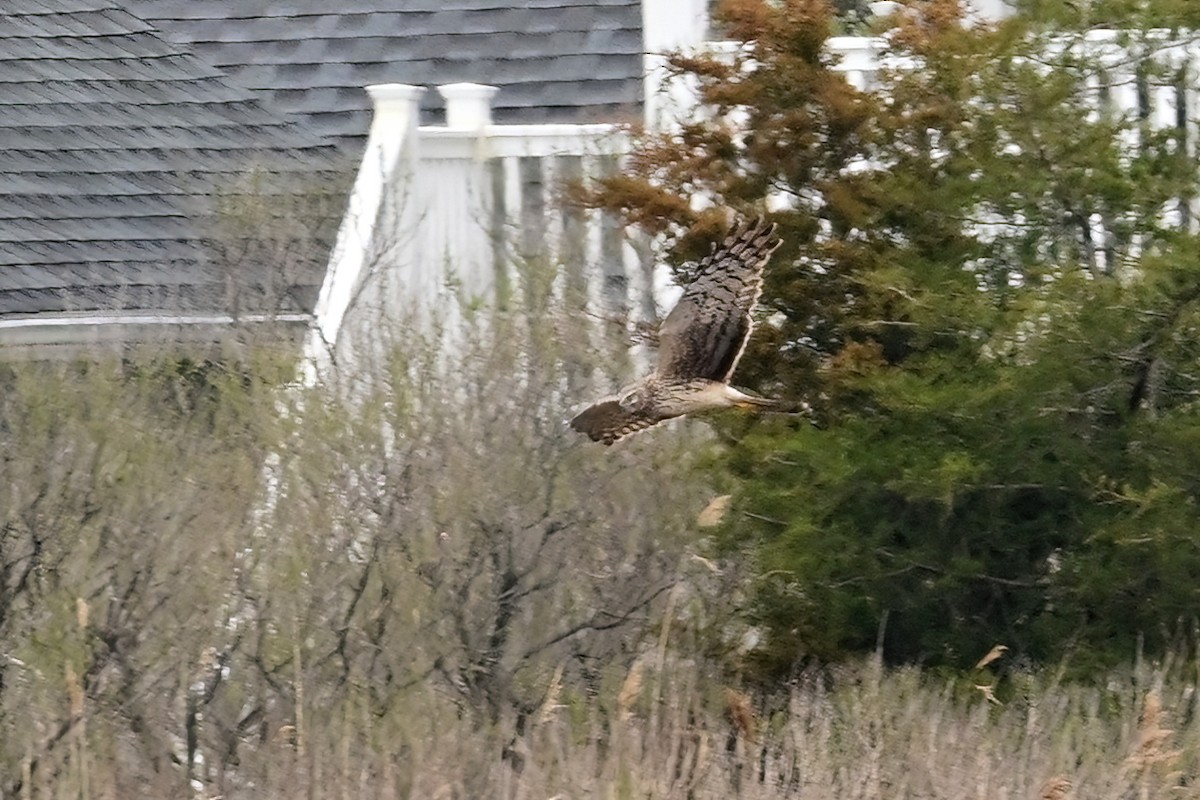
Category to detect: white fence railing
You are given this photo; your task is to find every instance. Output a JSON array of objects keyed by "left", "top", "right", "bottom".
[
  {"left": 664, "top": 31, "right": 1200, "bottom": 129},
  {"left": 305, "top": 82, "right": 659, "bottom": 381},
  {"left": 830, "top": 30, "right": 1200, "bottom": 123},
  {"left": 649, "top": 30, "right": 1200, "bottom": 272}
]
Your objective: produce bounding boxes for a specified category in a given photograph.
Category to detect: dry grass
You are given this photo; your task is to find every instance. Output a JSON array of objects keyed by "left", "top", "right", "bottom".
[
  {"left": 450, "top": 656, "right": 1200, "bottom": 800},
  {"left": 24, "top": 650, "right": 1197, "bottom": 799},
  {"left": 4, "top": 320, "right": 1199, "bottom": 799}
]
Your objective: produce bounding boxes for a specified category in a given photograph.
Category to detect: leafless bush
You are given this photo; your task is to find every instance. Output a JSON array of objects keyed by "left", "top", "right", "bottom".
[{"left": 0, "top": 270, "right": 716, "bottom": 797}]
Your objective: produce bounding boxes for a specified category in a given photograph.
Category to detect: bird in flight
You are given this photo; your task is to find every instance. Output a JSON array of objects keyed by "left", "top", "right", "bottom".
[{"left": 570, "top": 217, "right": 790, "bottom": 445}]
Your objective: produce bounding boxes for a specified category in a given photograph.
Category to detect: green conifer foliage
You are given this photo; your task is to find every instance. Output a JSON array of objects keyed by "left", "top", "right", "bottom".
[{"left": 587, "top": 0, "right": 1200, "bottom": 673}]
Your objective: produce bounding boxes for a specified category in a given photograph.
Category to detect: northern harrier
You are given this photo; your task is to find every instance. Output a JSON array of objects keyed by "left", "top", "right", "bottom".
[{"left": 570, "top": 217, "right": 788, "bottom": 445}]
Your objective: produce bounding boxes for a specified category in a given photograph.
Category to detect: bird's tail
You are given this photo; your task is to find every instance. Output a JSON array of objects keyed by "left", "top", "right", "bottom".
[
  {"left": 727, "top": 388, "right": 811, "bottom": 414},
  {"left": 744, "top": 398, "right": 812, "bottom": 414}
]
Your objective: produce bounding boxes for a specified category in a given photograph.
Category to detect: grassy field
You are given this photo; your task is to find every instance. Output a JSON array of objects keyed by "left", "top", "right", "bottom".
[
  {"left": 3, "top": 345, "right": 1196, "bottom": 798},
  {"left": 23, "top": 648, "right": 1198, "bottom": 798},
  {"left": 333, "top": 653, "right": 1200, "bottom": 800},
  {"left": 30, "top": 652, "right": 1200, "bottom": 796}
]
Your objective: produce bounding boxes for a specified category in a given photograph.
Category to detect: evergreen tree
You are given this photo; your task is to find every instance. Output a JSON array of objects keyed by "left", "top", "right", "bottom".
[{"left": 588, "top": 0, "right": 1200, "bottom": 673}]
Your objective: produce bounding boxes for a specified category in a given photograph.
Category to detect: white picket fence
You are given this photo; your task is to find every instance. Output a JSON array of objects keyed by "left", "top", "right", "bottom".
[{"left": 307, "top": 30, "right": 1200, "bottom": 380}]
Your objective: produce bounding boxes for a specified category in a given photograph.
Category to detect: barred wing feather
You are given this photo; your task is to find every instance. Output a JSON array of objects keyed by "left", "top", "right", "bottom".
[
  {"left": 569, "top": 397, "right": 665, "bottom": 446},
  {"left": 655, "top": 218, "right": 781, "bottom": 383}
]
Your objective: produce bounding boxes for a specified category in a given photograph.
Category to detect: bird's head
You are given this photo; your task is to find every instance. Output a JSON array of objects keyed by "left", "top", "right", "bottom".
[{"left": 618, "top": 383, "right": 651, "bottom": 411}]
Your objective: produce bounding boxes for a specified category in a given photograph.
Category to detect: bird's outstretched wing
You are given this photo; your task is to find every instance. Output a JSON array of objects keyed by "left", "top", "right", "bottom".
[
  {"left": 569, "top": 395, "right": 667, "bottom": 446},
  {"left": 655, "top": 218, "right": 781, "bottom": 383}
]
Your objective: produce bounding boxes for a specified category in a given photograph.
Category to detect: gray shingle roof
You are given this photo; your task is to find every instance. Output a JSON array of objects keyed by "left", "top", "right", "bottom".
[
  {"left": 1, "top": 0, "right": 645, "bottom": 334},
  {"left": 0, "top": 0, "right": 347, "bottom": 324},
  {"left": 129, "top": 0, "right": 645, "bottom": 148}
]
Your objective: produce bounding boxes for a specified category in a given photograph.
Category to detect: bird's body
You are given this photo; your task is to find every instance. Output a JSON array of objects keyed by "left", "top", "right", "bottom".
[{"left": 570, "top": 217, "right": 787, "bottom": 445}]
